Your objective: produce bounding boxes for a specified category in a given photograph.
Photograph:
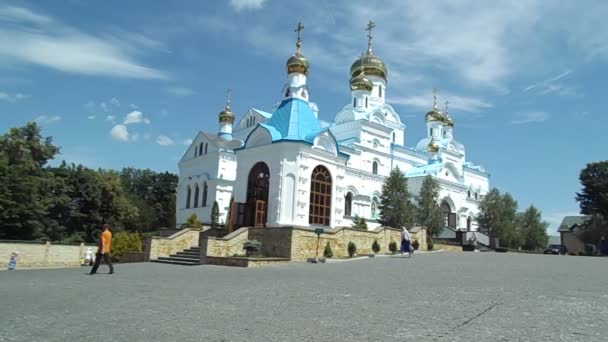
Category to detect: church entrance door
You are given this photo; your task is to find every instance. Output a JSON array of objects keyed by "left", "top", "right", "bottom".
[{"left": 246, "top": 162, "right": 270, "bottom": 227}]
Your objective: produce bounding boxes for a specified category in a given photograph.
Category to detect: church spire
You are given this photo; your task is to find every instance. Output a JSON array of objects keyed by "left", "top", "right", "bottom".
[
  {"left": 365, "top": 20, "right": 376, "bottom": 55},
  {"left": 286, "top": 22, "right": 309, "bottom": 75}
]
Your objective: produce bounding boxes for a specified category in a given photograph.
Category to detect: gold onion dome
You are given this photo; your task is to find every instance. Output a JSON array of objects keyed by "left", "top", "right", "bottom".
[
  {"left": 350, "top": 65, "right": 373, "bottom": 92},
  {"left": 427, "top": 138, "right": 439, "bottom": 153},
  {"left": 218, "top": 105, "right": 234, "bottom": 124},
  {"left": 445, "top": 114, "right": 454, "bottom": 127},
  {"left": 426, "top": 107, "right": 445, "bottom": 122},
  {"left": 286, "top": 52, "right": 309, "bottom": 75},
  {"left": 350, "top": 54, "right": 387, "bottom": 81}
]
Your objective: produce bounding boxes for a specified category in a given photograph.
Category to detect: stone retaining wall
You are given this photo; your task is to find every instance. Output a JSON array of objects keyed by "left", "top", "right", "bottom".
[
  {"left": 205, "top": 256, "right": 290, "bottom": 268},
  {"left": 0, "top": 241, "right": 96, "bottom": 268},
  {"left": 201, "top": 228, "right": 249, "bottom": 262},
  {"left": 148, "top": 229, "right": 200, "bottom": 260}
]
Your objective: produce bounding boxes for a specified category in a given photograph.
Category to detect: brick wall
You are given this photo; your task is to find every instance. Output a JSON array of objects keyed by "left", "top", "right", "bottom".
[
  {"left": 148, "top": 229, "right": 200, "bottom": 260},
  {"left": 0, "top": 242, "right": 96, "bottom": 268}
]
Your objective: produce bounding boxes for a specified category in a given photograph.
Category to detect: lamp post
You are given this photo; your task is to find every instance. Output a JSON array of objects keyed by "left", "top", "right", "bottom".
[{"left": 314, "top": 228, "right": 324, "bottom": 263}]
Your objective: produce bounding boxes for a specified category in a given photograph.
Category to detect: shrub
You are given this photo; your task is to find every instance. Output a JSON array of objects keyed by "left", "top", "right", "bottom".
[
  {"left": 495, "top": 247, "right": 508, "bottom": 253},
  {"left": 372, "top": 240, "right": 380, "bottom": 254},
  {"left": 351, "top": 215, "right": 368, "bottom": 230},
  {"left": 186, "top": 213, "right": 202, "bottom": 229},
  {"left": 347, "top": 242, "right": 357, "bottom": 257},
  {"left": 388, "top": 241, "right": 397, "bottom": 254},
  {"left": 243, "top": 240, "right": 262, "bottom": 257},
  {"left": 323, "top": 242, "right": 333, "bottom": 258},
  {"left": 412, "top": 240, "right": 420, "bottom": 250},
  {"left": 110, "top": 232, "right": 142, "bottom": 262},
  {"left": 211, "top": 201, "right": 221, "bottom": 229},
  {"left": 427, "top": 237, "right": 434, "bottom": 251}
]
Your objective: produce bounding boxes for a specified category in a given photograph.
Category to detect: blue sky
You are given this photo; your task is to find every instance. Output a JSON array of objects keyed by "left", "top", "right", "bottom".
[{"left": 1, "top": 0, "right": 607, "bottom": 234}]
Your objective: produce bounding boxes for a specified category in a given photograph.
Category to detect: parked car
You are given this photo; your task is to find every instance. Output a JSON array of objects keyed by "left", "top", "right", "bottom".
[{"left": 544, "top": 244, "right": 568, "bottom": 255}]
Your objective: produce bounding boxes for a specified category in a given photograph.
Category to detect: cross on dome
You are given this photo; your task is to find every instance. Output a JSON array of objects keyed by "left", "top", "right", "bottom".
[
  {"left": 365, "top": 20, "right": 376, "bottom": 54},
  {"left": 294, "top": 21, "right": 304, "bottom": 53},
  {"left": 226, "top": 88, "right": 232, "bottom": 108},
  {"left": 433, "top": 88, "right": 439, "bottom": 109}
]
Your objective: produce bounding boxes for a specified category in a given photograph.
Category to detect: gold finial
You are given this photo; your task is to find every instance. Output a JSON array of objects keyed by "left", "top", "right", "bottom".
[
  {"left": 432, "top": 88, "right": 439, "bottom": 109},
  {"left": 444, "top": 100, "right": 449, "bottom": 114},
  {"left": 365, "top": 20, "right": 376, "bottom": 55},
  {"left": 225, "top": 88, "right": 232, "bottom": 109},
  {"left": 294, "top": 21, "right": 304, "bottom": 53}
]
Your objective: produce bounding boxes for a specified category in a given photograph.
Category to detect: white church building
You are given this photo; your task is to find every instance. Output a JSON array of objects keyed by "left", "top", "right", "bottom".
[{"left": 176, "top": 22, "right": 489, "bottom": 232}]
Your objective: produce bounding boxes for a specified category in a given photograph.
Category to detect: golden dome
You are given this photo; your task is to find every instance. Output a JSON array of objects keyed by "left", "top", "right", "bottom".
[
  {"left": 426, "top": 108, "right": 445, "bottom": 123},
  {"left": 286, "top": 52, "right": 309, "bottom": 75},
  {"left": 350, "top": 69, "right": 373, "bottom": 92},
  {"left": 218, "top": 105, "right": 234, "bottom": 124},
  {"left": 445, "top": 114, "right": 454, "bottom": 127},
  {"left": 350, "top": 54, "right": 387, "bottom": 81},
  {"left": 427, "top": 138, "right": 439, "bottom": 153}
]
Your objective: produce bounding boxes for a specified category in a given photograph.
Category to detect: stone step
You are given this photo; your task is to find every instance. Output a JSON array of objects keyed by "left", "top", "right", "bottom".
[
  {"left": 172, "top": 253, "right": 200, "bottom": 259},
  {"left": 151, "top": 259, "right": 199, "bottom": 266},
  {"left": 180, "top": 249, "right": 200, "bottom": 254},
  {"left": 165, "top": 255, "right": 201, "bottom": 262}
]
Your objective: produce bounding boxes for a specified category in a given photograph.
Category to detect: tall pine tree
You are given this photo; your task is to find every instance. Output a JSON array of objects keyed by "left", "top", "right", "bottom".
[
  {"left": 379, "top": 166, "right": 415, "bottom": 228},
  {"left": 519, "top": 205, "right": 549, "bottom": 251},
  {"left": 416, "top": 176, "right": 444, "bottom": 238}
]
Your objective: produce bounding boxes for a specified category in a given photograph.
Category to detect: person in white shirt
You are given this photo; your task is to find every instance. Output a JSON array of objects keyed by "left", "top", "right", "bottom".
[{"left": 401, "top": 227, "right": 412, "bottom": 257}]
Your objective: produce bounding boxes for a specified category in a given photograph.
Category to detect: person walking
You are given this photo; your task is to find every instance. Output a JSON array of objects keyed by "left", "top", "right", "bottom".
[
  {"left": 89, "top": 224, "right": 114, "bottom": 275},
  {"left": 400, "top": 227, "right": 412, "bottom": 257}
]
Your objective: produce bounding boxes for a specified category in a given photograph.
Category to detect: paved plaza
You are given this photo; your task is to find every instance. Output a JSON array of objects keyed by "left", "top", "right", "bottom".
[{"left": 1, "top": 252, "right": 607, "bottom": 342}]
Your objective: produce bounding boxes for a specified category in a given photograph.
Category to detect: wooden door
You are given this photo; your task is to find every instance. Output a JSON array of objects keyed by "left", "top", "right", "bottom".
[{"left": 254, "top": 200, "right": 266, "bottom": 228}]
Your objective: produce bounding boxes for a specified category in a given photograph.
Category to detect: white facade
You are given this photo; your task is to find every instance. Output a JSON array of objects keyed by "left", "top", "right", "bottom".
[{"left": 176, "top": 35, "right": 490, "bottom": 231}]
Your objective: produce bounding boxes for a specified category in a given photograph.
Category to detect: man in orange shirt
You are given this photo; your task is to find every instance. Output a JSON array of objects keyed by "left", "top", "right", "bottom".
[{"left": 89, "top": 224, "right": 114, "bottom": 275}]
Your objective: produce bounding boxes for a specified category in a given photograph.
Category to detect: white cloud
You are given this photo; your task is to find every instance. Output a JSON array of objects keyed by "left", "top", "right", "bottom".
[
  {"left": 511, "top": 110, "right": 550, "bottom": 125},
  {"left": 123, "top": 110, "right": 143, "bottom": 124},
  {"left": 182, "top": 139, "right": 193, "bottom": 145},
  {"left": 34, "top": 115, "right": 61, "bottom": 124},
  {"left": 167, "top": 87, "right": 196, "bottom": 97},
  {"left": 0, "top": 91, "right": 28, "bottom": 102},
  {"left": 131, "top": 132, "right": 140, "bottom": 142},
  {"left": 229, "top": 0, "right": 266, "bottom": 11},
  {"left": 0, "top": 5, "right": 167, "bottom": 79},
  {"left": 523, "top": 70, "right": 576, "bottom": 96},
  {"left": 110, "top": 124, "right": 129, "bottom": 142},
  {"left": 143, "top": 118, "right": 151, "bottom": 125},
  {"left": 156, "top": 135, "right": 175, "bottom": 146},
  {"left": 390, "top": 93, "right": 492, "bottom": 113},
  {"left": 105, "top": 115, "right": 116, "bottom": 122},
  {"left": 129, "top": 104, "right": 138, "bottom": 109},
  {"left": 87, "top": 115, "right": 96, "bottom": 120}
]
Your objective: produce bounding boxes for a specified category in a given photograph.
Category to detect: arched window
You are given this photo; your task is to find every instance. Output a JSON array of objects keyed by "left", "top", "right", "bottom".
[
  {"left": 204, "top": 143, "right": 208, "bottom": 155},
  {"left": 371, "top": 197, "right": 379, "bottom": 218},
  {"left": 475, "top": 192, "right": 478, "bottom": 200},
  {"left": 379, "top": 85, "right": 383, "bottom": 98},
  {"left": 199, "top": 143, "right": 203, "bottom": 156},
  {"left": 365, "top": 97, "right": 368, "bottom": 108},
  {"left": 467, "top": 216, "right": 472, "bottom": 231},
  {"left": 430, "top": 128, "right": 434, "bottom": 137},
  {"left": 467, "top": 190, "right": 471, "bottom": 198},
  {"left": 353, "top": 98, "right": 356, "bottom": 107},
  {"left": 372, "top": 161, "right": 378, "bottom": 175},
  {"left": 193, "top": 184, "right": 200, "bottom": 208},
  {"left": 344, "top": 192, "right": 353, "bottom": 216},
  {"left": 441, "top": 202, "right": 451, "bottom": 227},
  {"left": 309, "top": 165, "right": 332, "bottom": 226},
  {"left": 202, "top": 182, "right": 208, "bottom": 207},
  {"left": 392, "top": 132, "right": 396, "bottom": 143},
  {"left": 194, "top": 146, "right": 198, "bottom": 157},
  {"left": 186, "top": 186, "right": 192, "bottom": 209}
]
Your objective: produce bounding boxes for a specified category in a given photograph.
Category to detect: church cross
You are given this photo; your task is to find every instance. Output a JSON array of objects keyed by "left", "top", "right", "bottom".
[
  {"left": 294, "top": 22, "right": 304, "bottom": 52},
  {"left": 433, "top": 88, "right": 439, "bottom": 108},
  {"left": 365, "top": 20, "right": 376, "bottom": 54},
  {"left": 226, "top": 88, "right": 232, "bottom": 107},
  {"left": 444, "top": 100, "right": 449, "bottom": 113}
]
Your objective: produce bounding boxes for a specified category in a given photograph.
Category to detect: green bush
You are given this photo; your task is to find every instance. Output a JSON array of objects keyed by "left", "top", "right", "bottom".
[
  {"left": 412, "top": 240, "right": 420, "bottom": 250},
  {"left": 186, "top": 213, "right": 202, "bottom": 229},
  {"left": 110, "top": 232, "right": 142, "bottom": 262},
  {"left": 347, "top": 242, "right": 357, "bottom": 257},
  {"left": 323, "top": 242, "right": 333, "bottom": 258},
  {"left": 243, "top": 240, "right": 262, "bottom": 257},
  {"left": 372, "top": 240, "right": 380, "bottom": 254},
  {"left": 388, "top": 241, "right": 397, "bottom": 254},
  {"left": 427, "top": 237, "right": 434, "bottom": 251}
]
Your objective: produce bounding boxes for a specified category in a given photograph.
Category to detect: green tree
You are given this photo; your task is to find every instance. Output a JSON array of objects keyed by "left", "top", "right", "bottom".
[
  {"left": 379, "top": 166, "right": 414, "bottom": 228},
  {"left": 576, "top": 161, "right": 608, "bottom": 219},
  {"left": 477, "top": 188, "right": 520, "bottom": 248},
  {"left": 0, "top": 122, "right": 58, "bottom": 240},
  {"left": 211, "top": 201, "right": 220, "bottom": 229},
  {"left": 416, "top": 176, "right": 444, "bottom": 238},
  {"left": 186, "top": 213, "right": 202, "bottom": 229},
  {"left": 323, "top": 242, "right": 333, "bottom": 258},
  {"left": 518, "top": 205, "right": 549, "bottom": 251},
  {"left": 351, "top": 215, "right": 368, "bottom": 230}
]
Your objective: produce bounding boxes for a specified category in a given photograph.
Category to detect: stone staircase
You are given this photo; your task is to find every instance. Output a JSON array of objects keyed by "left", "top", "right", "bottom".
[{"left": 151, "top": 247, "right": 201, "bottom": 266}]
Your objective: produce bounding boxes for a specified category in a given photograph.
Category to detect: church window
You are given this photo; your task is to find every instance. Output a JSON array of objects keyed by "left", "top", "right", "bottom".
[
  {"left": 467, "top": 190, "right": 471, "bottom": 198},
  {"left": 309, "top": 165, "right": 332, "bottom": 226},
  {"left": 475, "top": 192, "right": 478, "bottom": 200},
  {"left": 202, "top": 182, "right": 208, "bottom": 207},
  {"left": 345, "top": 192, "right": 353, "bottom": 216},
  {"left": 365, "top": 97, "right": 368, "bottom": 108},
  {"left": 353, "top": 98, "right": 356, "bottom": 107},
  {"left": 467, "top": 216, "right": 472, "bottom": 230},
  {"left": 285, "top": 88, "right": 290, "bottom": 97},
  {"left": 379, "top": 85, "right": 383, "bottom": 98},
  {"left": 204, "top": 143, "right": 208, "bottom": 155},
  {"left": 186, "top": 186, "right": 192, "bottom": 209},
  {"left": 302, "top": 89, "right": 307, "bottom": 99},
  {"left": 193, "top": 184, "right": 200, "bottom": 208},
  {"left": 430, "top": 128, "right": 434, "bottom": 137},
  {"left": 194, "top": 146, "right": 198, "bottom": 157},
  {"left": 392, "top": 132, "right": 396, "bottom": 143},
  {"left": 372, "top": 161, "right": 378, "bottom": 175},
  {"left": 371, "top": 197, "right": 379, "bottom": 218},
  {"left": 199, "top": 142, "right": 204, "bottom": 156}
]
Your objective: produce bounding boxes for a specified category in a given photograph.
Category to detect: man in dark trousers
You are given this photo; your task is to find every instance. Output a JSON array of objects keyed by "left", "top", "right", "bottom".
[{"left": 89, "top": 224, "right": 114, "bottom": 275}]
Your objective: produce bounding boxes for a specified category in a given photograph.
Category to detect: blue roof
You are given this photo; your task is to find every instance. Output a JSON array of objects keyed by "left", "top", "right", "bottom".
[
  {"left": 263, "top": 98, "right": 321, "bottom": 142},
  {"left": 405, "top": 162, "right": 444, "bottom": 178},
  {"left": 252, "top": 108, "right": 272, "bottom": 118}
]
